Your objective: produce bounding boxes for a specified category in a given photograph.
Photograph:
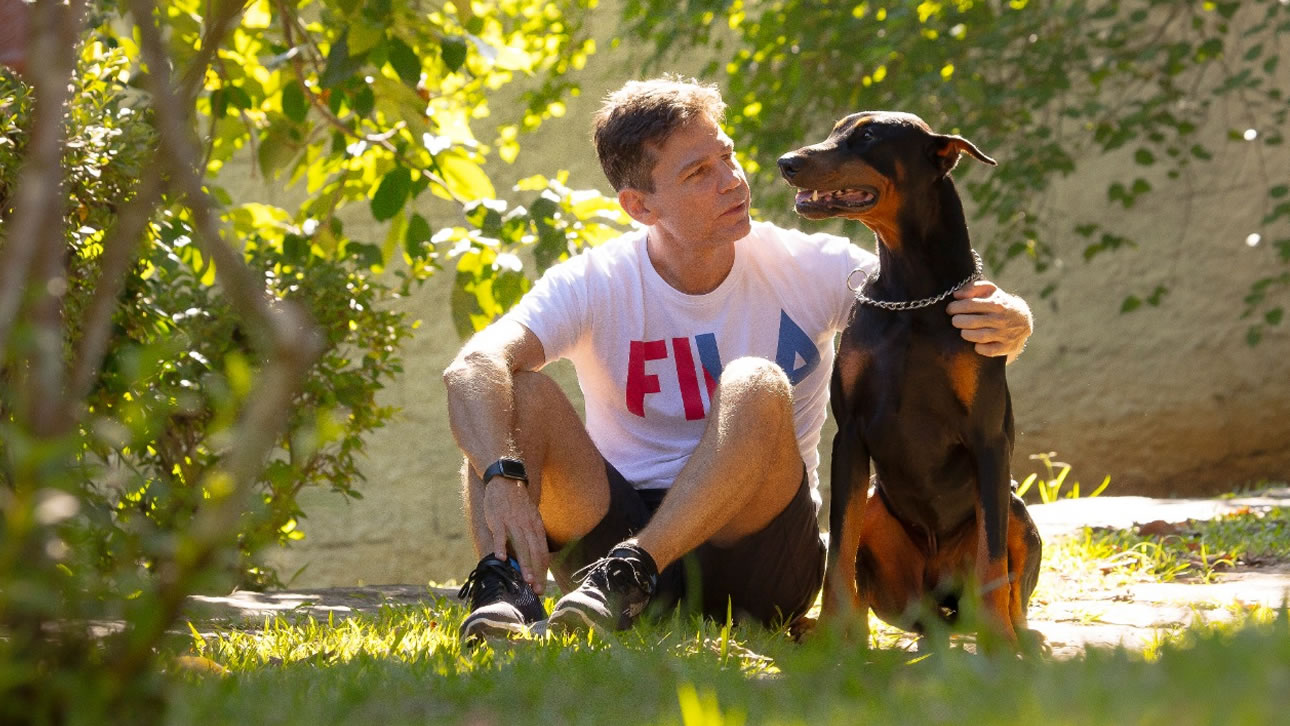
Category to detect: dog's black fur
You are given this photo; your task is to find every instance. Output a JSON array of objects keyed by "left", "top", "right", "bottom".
[{"left": 778, "top": 112, "right": 1042, "bottom": 644}]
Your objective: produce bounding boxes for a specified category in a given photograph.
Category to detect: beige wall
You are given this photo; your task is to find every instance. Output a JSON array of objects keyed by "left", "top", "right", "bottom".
[{"left": 264, "top": 11, "right": 1290, "bottom": 587}]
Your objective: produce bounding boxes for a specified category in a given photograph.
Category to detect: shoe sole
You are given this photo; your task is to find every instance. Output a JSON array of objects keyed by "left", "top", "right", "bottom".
[
  {"left": 547, "top": 605, "right": 606, "bottom": 636},
  {"left": 460, "top": 615, "right": 533, "bottom": 642}
]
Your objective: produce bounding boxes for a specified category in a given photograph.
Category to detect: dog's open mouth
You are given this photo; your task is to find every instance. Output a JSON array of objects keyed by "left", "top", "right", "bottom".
[{"left": 792, "top": 187, "right": 878, "bottom": 217}]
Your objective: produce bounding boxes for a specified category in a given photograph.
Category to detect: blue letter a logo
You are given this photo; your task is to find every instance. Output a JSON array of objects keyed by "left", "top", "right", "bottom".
[{"left": 775, "top": 310, "right": 819, "bottom": 385}]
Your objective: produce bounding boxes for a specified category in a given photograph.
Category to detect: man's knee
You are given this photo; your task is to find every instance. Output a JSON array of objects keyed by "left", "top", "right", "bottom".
[{"left": 714, "top": 357, "right": 793, "bottom": 414}]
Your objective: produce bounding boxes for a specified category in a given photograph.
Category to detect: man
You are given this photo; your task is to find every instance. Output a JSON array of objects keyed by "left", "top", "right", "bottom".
[{"left": 443, "top": 77, "right": 1032, "bottom": 640}]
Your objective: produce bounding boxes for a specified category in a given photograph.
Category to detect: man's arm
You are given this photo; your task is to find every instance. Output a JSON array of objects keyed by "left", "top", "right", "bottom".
[
  {"left": 946, "top": 281, "right": 1033, "bottom": 364},
  {"left": 442, "top": 319, "right": 550, "bottom": 591}
]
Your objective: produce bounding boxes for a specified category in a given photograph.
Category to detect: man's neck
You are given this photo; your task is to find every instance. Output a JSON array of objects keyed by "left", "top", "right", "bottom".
[{"left": 645, "top": 228, "right": 737, "bottom": 295}]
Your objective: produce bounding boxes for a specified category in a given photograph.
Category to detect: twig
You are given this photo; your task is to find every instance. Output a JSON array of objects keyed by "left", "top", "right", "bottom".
[
  {"left": 0, "top": 1, "right": 87, "bottom": 384},
  {"left": 67, "top": 168, "right": 163, "bottom": 404},
  {"left": 106, "top": 0, "right": 323, "bottom": 692},
  {"left": 0, "top": 0, "right": 89, "bottom": 437}
]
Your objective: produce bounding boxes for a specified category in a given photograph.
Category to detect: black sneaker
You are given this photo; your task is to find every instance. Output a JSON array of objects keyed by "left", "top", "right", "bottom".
[
  {"left": 457, "top": 555, "right": 546, "bottom": 641},
  {"left": 548, "top": 542, "right": 658, "bottom": 634}
]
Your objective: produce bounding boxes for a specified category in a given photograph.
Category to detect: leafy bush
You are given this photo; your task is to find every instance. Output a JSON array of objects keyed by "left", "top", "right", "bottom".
[{"left": 0, "top": 0, "right": 626, "bottom": 721}]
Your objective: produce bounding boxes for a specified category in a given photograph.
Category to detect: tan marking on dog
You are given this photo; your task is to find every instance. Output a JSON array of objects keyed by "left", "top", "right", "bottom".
[
  {"left": 822, "top": 477, "right": 874, "bottom": 635},
  {"left": 975, "top": 501, "right": 1018, "bottom": 643},
  {"left": 856, "top": 491, "right": 929, "bottom": 626},
  {"left": 1006, "top": 505, "right": 1035, "bottom": 628},
  {"left": 949, "top": 351, "right": 980, "bottom": 408},
  {"left": 834, "top": 344, "right": 868, "bottom": 402}
]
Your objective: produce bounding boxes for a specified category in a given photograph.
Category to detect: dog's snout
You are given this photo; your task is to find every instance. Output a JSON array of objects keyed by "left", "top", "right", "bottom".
[{"left": 777, "top": 153, "right": 804, "bottom": 179}]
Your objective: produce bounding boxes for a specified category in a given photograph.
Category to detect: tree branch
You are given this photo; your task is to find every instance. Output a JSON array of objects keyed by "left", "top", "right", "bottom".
[
  {"left": 67, "top": 168, "right": 163, "bottom": 404},
  {"left": 0, "top": 0, "right": 88, "bottom": 437},
  {"left": 105, "top": 0, "right": 324, "bottom": 691}
]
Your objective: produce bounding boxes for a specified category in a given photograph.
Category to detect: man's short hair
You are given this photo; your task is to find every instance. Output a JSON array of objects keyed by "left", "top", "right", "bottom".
[{"left": 592, "top": 76, "right": 727, "bottom": 193}]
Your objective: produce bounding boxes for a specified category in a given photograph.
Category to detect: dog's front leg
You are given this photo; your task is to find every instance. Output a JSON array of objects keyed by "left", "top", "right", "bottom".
[
  {"left": 973, "top": 437, "right": 1018, "bottom": 647},
  {"left": 822, "top": 425, "right": 871, "bottom": 642}
]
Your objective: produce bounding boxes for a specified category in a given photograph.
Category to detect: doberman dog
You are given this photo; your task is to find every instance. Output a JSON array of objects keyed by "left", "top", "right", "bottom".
[{"left": 777, "top": 112, "right": 1042, "bottom": 647}]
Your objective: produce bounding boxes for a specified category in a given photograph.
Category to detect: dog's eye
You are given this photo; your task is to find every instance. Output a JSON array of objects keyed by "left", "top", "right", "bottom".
[{"left": 850, "top": 129, "right": 874, "bottom": 147}]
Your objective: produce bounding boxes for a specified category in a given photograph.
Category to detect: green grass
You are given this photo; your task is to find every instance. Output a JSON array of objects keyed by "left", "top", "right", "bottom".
[
  {"left": 165, "top": 604, "right": 1290, "bottom": 725},
  {"left": 163, "top": 486, "right": 1290, "bottom": 725},
  {"left": 1050, "top": 506, "right": 1290, "bottom": 584}
]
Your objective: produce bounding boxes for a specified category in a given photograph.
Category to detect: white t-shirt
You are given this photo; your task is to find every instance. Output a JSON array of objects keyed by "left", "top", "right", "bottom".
[{"left": 503, "top": 220, "right": 875, "bottom": 505}]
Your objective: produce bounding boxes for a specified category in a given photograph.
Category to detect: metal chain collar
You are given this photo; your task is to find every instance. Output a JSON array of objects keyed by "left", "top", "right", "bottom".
[{"left": 847, "top": 250, "right": 984, "bottom": 311}]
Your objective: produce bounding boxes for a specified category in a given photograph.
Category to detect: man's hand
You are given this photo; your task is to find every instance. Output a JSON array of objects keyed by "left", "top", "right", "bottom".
[
  {"left": 946, "top": 280, "right": 1033, "bottom": 362},
  {"left": 481, "top": 477, "right": 549, "bottom": 595}
]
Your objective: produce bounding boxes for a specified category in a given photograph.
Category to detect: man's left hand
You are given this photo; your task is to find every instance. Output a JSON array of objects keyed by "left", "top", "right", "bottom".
[{"left": 946, "top": 280, "right": 1033, "bottom": 362}]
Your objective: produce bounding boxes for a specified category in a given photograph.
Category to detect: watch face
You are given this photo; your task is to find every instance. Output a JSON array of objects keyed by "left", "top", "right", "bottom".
[{"left": 500, "top": 459, "right": 526, "bottom": 480}]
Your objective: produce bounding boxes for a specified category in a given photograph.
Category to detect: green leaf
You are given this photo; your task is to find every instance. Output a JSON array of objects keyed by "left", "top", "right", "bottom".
[
  {"left": 225, "top": 85, "right": 252, "bottom": 110},
  {"left": 362, "top": 0, "right": 391, "bottom": 21},
  {"left": 464, "top": 200, "right": 504, "bottom": 236},
  {"left": 257, "top": 127, "right": 297, "bottom": 178},
  {"left": 352, "top": 84, "right": 375, "bottom": 117},
  {"left": 210, "top": 88, "right": 228, "bottom": 118},
  {"left": 282, "top": 81, "right": 307, "bottom": 123},
  {"left": 321, "top": 32, "right": 364, "bottom": 89},
  {"left": 1266, "top": 307, "right": 1284, "bottom": 326},
  {"left": 1270, "top": 185, "right": 1289, "bottom": 199},
  {"left": 437, "top": 149, "right": 495, "bottom": 200},
  {"left": 405, "top": 213, "right": 433, "bottom": 260},
  {"left": 282, "top": 233, "right": 309, "bottom": 265},
  {"left": 1120, "top": 296, "right": 1141, "bottom": 313},
  {"left": 386, "top": 37, "right": 421, "bottom": 86},
  {"left": 345, "top": 241, "right": 384, "bottom": 268},
  {"left": 1247, "top": 327, "right": 1262, "bottom": 346},
  {"left": 1133, "top": 148, "right": 1155, "bottom": 166},
  {"left": 370, "top": 166, "right": 412, "bottom": 221},
  {"left": 441, "top": 36, "right": 468, "bottom": 73}
]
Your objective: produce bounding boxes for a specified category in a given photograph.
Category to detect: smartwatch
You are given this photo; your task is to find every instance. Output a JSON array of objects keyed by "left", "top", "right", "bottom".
[{"left": 482, "top": 457, "right": 528, "bottom": 486}]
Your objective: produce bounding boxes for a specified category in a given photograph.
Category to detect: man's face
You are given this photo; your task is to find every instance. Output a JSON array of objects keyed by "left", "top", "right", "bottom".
[{"left": 632, "top": 115, "right": 752, "bottom": 248}]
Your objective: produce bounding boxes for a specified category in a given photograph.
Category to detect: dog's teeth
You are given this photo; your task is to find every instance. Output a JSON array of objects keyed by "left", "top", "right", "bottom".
[{"left": 812, "top": 190, "right": 820, "bottom": 201}]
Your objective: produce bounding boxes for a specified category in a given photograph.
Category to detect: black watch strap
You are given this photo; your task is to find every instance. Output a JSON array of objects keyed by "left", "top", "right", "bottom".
[{"left": 482, "top": 457, "right": 528, "bottom": 485}]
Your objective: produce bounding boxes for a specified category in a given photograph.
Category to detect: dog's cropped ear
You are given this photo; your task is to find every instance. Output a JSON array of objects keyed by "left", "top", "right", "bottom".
[{"left": 929, "top": 134, "right": 997, "bottom": 176}]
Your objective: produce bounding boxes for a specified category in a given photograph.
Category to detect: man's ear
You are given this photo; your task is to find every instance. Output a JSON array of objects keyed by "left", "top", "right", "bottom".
[
  {"left": 929, "top": 134, "right": 997, "bottom": 176},
  {"left": 618, "top": 187, "right": 656, "bottom": 225}
]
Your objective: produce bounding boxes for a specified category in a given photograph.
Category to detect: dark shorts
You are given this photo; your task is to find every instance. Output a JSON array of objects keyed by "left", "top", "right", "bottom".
[{"left": 549, "top": 462, "right": 826, "bottom": 628}]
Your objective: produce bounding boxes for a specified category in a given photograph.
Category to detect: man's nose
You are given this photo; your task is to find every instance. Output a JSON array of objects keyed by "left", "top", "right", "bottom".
[{"left": 719, "top": 160, "right": 744, "bottom": 192}]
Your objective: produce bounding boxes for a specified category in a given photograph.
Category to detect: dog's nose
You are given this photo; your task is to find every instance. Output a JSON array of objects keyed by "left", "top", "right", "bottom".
[{"left": 777, "top": 153, "right": 804, "bottom": 179}]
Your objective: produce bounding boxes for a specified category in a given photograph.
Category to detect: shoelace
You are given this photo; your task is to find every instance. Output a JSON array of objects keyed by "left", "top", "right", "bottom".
[
  {"left": 457, "top": 559, "right": 520, "bottom": 607},
  {"left": 573, "top": 551, "right": 655, "bottom": 596}
]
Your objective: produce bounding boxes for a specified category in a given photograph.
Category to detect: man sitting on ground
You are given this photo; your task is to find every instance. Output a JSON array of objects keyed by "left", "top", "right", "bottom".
[{"left": 443, "top": 76, "right": 1033, "bottom": 640}]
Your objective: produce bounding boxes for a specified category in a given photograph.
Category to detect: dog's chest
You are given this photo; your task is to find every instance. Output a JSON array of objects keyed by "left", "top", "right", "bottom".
[{"left": 837, "top": 312, "right": 971, "bottom": 417}]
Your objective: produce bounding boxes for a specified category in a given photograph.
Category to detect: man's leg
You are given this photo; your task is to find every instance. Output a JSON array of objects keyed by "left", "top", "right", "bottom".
[
  {"left": 457, "top": 371, "right": 610, "bottom": 638},
  {"left": 549, "top": 357, "right": 806, "bottom": 632},
  {"left": 637, "top": 356, "right": 804, "bottom": 568},
  {"left": 462, "top": 370, "right": 609, "bottom": 551}
]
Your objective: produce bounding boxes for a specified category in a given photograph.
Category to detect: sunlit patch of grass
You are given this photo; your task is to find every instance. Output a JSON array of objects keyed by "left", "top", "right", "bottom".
[
  {"left": 166, "top": 603, "right": 1290, "bottom": 725},
  {"left": 1048, "top": 506, "right": 1290, "bottom": 585},
  {"left": 164, "top": 482, "right": 1290, "bottom": 723}
]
